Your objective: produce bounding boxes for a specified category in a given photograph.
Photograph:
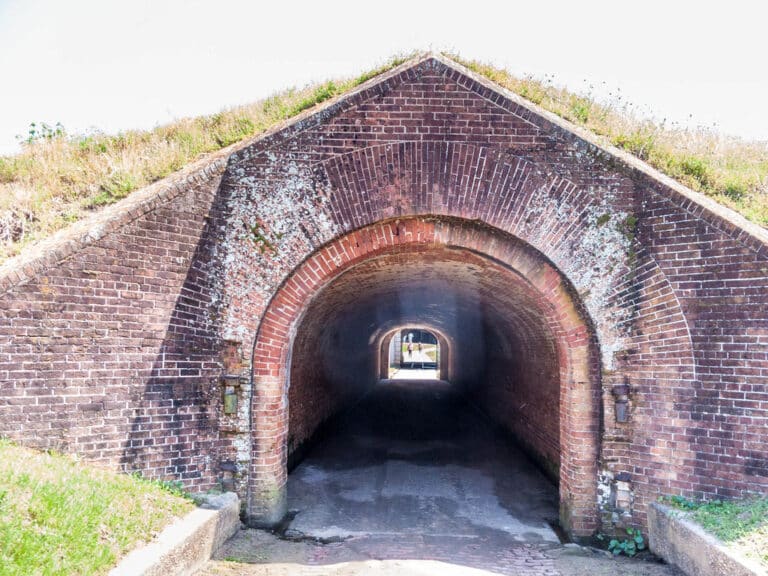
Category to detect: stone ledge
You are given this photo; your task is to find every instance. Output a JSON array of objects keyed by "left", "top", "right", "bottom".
[
  {"left": 648, "top": 502, "right": 765, "bottom": 576},
  {"left": 109, "top": 492, "right": 241, "bottom": 576}
]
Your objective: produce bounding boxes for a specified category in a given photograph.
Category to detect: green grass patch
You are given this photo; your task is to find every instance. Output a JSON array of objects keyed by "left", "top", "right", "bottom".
[
  {"left": 663, "top": 494, "right": 768, "bottom": 568},
  {"left": 0, "top": 438, "right": 194, "bottom": 576}
]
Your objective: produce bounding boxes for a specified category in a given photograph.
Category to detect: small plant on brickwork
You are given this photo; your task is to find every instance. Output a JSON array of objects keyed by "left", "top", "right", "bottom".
[
  {"left": 662, "top": 494, "right": 698, "bottom": 510},
  {"left": 595, "top": 213, "right": 611, "bottom": 227},
  {"left": 245, "top": 220, "right": 284, "bottom": 255},
  {"left": 570, "top": 97, "right": 591, "bottom": 123},
  {"left": 608, "top": 527, "right": 646, "bottom": 556}
]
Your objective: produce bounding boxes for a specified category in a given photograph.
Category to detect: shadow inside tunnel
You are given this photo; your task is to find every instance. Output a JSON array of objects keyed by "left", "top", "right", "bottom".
[{"left": 282, "top": 379, "right": 562, "bottom": 551}]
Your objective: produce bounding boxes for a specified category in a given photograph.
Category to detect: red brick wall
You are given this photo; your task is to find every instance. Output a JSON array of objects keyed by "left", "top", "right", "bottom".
[
  {"left": 632, "top": 182, "right": 768, "bottom": 500},
  {"left": 0, "top": 158, "right": 229, "bottom": 490},
  {"left": 1, "top": 55, "right": 766, "bottom": 538},
  {"left": 287, "top": 291, "right": 375, "bottom": 457},
  {"left": 247, "top": 218, "right": 600, "bottom": 533},
  {"left": 477, "top": 318, "right": 561, "bottom": 479},
  {"left": 227, "top": 57, "right": 766, "bottom": 534}
]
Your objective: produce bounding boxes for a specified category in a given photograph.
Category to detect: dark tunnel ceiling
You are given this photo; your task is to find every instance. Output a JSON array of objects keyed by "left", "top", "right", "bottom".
[{"left": 296, "top": 247, "right": 561, "bottom": 359}]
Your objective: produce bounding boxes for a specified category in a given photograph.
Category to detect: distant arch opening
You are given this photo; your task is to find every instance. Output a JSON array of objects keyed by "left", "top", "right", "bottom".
[{"left": 378, "top": 327, "right": 449, "bottom": 381}]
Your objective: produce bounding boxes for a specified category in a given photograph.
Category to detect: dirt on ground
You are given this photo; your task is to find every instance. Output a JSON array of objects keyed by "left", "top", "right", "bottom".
[{"left": 197, "top": 528, "right": 683, "bottom": 576}]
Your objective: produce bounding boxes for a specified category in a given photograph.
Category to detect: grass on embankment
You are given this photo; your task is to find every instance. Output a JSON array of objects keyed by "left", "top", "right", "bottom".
[
  {"left": 0, "top": 54, "right": 412, "bottom": 262},
  {"left": 664, "top": 494, "right": 768, "bottom": 569},
  {"left": 0, "top": 52, "right": 766, "bottom": 263},
  {"left": 453, "top": 55, "right": 768, "bottom": 228},
  {"left": 0, "top": 438, "right": 195, "bottom": 576}
]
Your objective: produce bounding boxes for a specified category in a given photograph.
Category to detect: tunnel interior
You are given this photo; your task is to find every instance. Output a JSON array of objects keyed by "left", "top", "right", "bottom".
[{"left": 287, "top": 245, "right": 565, "bottom": 482}]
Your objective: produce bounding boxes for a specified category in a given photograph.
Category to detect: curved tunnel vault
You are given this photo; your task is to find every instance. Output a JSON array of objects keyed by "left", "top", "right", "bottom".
[
  {"left": 250, "top": 217, "right": 601, "bottom": 537},
  {"left": 289, "top": 249, "right": 562, "bottom": 468}
]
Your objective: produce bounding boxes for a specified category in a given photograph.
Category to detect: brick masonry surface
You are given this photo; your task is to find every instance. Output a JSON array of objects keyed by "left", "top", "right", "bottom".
[{"left": 0, "top": 54, "right": 766, "bottom": 537}]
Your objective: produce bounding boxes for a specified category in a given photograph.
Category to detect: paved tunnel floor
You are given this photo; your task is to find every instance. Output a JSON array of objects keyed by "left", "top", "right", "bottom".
[
  {"left": 199, "top": 380, "right": 682, "bottom": 576},
  {"left": 285, "top": 379, "right": 559, "bottom": 542},
  {"left": 389, "top": 367, "right": 439, "bottom": 380}
]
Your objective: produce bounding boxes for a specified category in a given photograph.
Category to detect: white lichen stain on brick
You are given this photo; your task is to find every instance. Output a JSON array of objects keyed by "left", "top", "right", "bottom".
[
  {"left": 598, "top": 469, "right": 614, "bottom": 510},
  {"left": 563, "top": 206, "right": 633, "bottom": 370},
  {"left": 514, "top": 178, "right": 633, "bottom": 371},
  {"left": 598, "top": 469, "right": 634, "bottom": 524},
  {"left": 216, "top": 148, "right": 635, "bottom": 374},
  {"left": 232, "top": 378, "right": 253, "bottom": 496},
  {"left": 218, "top": 152, "right": 340, "bottom": 343}
]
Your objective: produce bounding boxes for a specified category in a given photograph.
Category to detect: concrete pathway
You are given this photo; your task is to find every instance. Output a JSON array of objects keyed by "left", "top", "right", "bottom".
[
  {"left": 285, "top": 380, "right": 558, "bottom": 542},
  {"left": 198, "top": 381, "right": 682, "bottom": 576},
  {"left": 389, "top": 368, "right": 439, "bottom": 380},
  {"left": 400, "top": 349, "right": 434, "bottom": 364},
  {"left": 391, "top": 349, "right": 437, "bottom": 379}
]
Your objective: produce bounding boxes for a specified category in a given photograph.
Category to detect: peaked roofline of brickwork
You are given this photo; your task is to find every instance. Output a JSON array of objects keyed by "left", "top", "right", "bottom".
[
  {"left": 431, "top": 53, "right": 768, "bottom": 251},
  {"left": 1, "top": 53, "right": 766, "bottom": 294}
]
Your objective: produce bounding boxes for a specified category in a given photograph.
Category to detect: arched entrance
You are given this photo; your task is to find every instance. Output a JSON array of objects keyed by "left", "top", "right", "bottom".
[
  {"left": 248, "top": 216, "right": 601, "bottom": 538},
  {"left": 378, "top": 326, "right": 449, "bottom": 380}
]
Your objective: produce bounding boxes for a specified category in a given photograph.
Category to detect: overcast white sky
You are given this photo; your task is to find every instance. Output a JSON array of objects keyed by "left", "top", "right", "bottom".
[{"left": 0, "top": 0, "right": 765, "bottom": 155}]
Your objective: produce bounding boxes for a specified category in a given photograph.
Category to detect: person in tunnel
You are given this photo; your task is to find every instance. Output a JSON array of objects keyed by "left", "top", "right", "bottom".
[{"left": 407, "top": 342, "right": 413, "bottom": 359}]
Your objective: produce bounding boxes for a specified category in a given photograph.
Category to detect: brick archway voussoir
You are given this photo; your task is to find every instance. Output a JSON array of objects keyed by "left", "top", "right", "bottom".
[{"left": 247, "top": 216, "right": 601, "bottom": 537}]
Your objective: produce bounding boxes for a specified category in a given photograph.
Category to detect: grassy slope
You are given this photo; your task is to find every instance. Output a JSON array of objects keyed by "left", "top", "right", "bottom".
[
  {"left": 0, "top": 439, "right": 195, "bottom": 576},
  {"left": 455, "top": 56, "right": 768, "bottom": 225},
  {"left": 0, "top": 52, "right": 766, "bottom": 263},
  {"left": 664, "top": 495, "right": 768, "bottom": 568},
  {"left": 0, "top": 54, "right": 411, "bottom": 261}
]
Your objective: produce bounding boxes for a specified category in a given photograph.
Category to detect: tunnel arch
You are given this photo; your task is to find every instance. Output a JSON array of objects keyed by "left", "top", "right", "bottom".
[
  {"left": 247, "top": 216, "right": 601, "bottom": 538},
  {"left": 375, "top": 325, "right": 451, "bottom": 381}
]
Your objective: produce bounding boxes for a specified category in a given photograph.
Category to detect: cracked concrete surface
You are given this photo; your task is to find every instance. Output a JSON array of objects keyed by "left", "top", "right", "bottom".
[
  {"left": 286, "top": 380, "right": 558, "bottom": 543},
  {"left": 198, "top": 380, "right": 682, "bottom": 576}
]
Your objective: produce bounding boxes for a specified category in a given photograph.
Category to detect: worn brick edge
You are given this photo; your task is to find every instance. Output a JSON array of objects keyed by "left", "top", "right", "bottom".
[
  {"left": 109, "top": 492, "right": 241, "bottom": 576},
  {"left": 648, "top": 502, "right": 765, "bottom": 576},
  {"left": 2, "top": 52, "right": 766, "bottom": 295}
]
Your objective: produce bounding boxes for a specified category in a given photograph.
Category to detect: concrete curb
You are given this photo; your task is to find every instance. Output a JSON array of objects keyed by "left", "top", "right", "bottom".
[
  {"left": 648, "top": 502, "right": 765, "bottom": 576},
  {"left": 110, "top": 492, "right": 241, "bottom": 576}
]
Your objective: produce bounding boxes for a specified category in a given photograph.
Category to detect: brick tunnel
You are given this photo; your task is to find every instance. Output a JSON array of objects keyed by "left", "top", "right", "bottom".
[
  {"left": 290, "top": 243, "right": 572, "bottom": 472},
  {"left": 249, "top": 218, "right": 601, "bottom": 536},
  {"left": 2, "top": 53, "right": 767, "bottom": 545}
]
